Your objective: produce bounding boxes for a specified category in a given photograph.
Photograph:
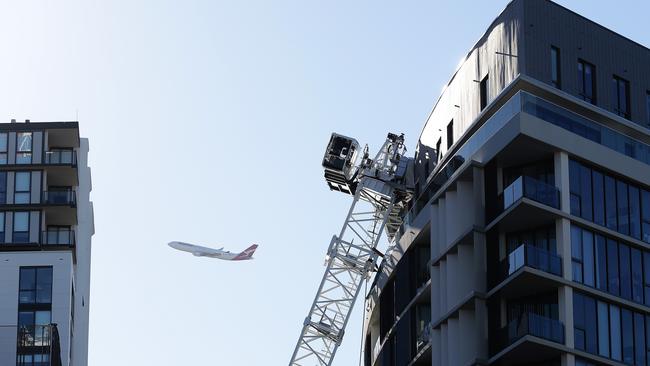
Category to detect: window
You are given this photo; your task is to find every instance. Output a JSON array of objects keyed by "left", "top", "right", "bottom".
[
  {"left": 578, "top": 60, "right": 596, "bottom": 104},
  {"left": 597, "top": 301, "right": 610, "bottom": 357},
  {"left": 580, "top": 164, "right": 593, "bottom": 221},
  {"left": 583, "top": 230, "right": 595, "bottom": 287},
  {"left": 612, "top": 75, "right": 631, "bottom": 119},
  {"left": 570, "top": 160, "right": 582, "bottom": 217},
  {"left": 645, "top": 252, "right": 650, "bottom": 307},
  {"left": 435, "top": 138, "right": 441, "bottom": 163},
  {"left": 0, "top": 172, "right": 6, "bottom": 204},
  {"left": 16, "top": 132, "right": 32, "bottom": 164},
  {"left": 630, "top": 186, "right": 641, "bottom": 240},
  {"left": 607, "top": 239, "right": 619, "bottom": 296},
  {"left": 610, "top": 305, "right": 622, "bottom": 361},
  {"left": 13, "top": 212, "right": 29, "bottom": 243},
  {"left": 14, "top": 172, "right": 31, "bottom": 204},
  {"left": 595, "top": 235, "right": 608, "bottom": 291},
  {"left": 643, "top": 190, "right": 650, "bottom": 243},
  {"left": 446, "top": 120, "right": 454, "bottom": 149},
  {"left": 646, "top": 91, "right": 650, "bottom": 126},
  {"left": 631, "top": 248, "right": 644, "bottom": 303},
  {"left": 573, "top": 292, "right": 597, "bottom": 353},
  {"left": 0, "top": 133, "right": 7, "bottom": 164},
  {"left": 622, "top": 308, "right": 634, "bottom": 364},
  {"left": 635, "top": 312, "right": 647, "bottom": 365},
  {"left": 572, "top": 226, "right": 583, "bottom": 283},
  {"left": 619, "top": 245, "right": 632, "bottom": 300},
  {"left": 605, "top": 175, "right": 618, "bottom": 231},
  {"left": 551, "top": 46, "right": 561, "bottom": 88},
  {"left": 480, "top": 74, "right": 489, "bottom": 110},
  {"left": 593, "top": 171, "right": 605, "bottom": 226},
  {"left": 19, "top": 267, "right": 52, "bottom": 304},
  {"left": 617, "top": 181, "right": 630, "bottom": 236}
]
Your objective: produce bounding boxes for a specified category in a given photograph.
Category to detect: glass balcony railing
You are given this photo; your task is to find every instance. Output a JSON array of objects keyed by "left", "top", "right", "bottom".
[
  {"left": 41, "top": 230, "right": 75, "bottom": 246},
  {"left": 499, "top": 312, "right": 565, "bottom": 348},
  {"left": 498, "top": 176, "right": 560, "bottom": 213},
  {"left": 44, "top": 150, "right": 76, "bottom": 166},
  {"left": 42, "top": 190, "right": 76, "bottom": 205},
  {"left": 498, "top": 244, "right": 562, "bottom": 282},
  {"left": 17, "top": 324, "right": 53, "bottom": 348}
]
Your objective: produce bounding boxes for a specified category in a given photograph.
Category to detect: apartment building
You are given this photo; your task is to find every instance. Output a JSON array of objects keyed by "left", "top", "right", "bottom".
[
  {"left": 363, "top": 1, "right": 650, "bottom": 365},
  {"left": 0, "top": 121, "right": 93, "bottom": 366}
]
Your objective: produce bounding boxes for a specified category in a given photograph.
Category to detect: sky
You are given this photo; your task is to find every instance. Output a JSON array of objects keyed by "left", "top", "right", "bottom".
[{"left": 0, "top": 0, "right": 648, "bottom": 365}]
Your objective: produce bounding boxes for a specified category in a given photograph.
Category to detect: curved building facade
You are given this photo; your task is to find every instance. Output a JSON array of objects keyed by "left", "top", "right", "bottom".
[{"left": 362, "top": 1, "right": 650, "bottom": 365}]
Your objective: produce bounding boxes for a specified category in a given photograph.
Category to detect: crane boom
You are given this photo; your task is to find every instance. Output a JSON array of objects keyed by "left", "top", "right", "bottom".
[{"left": 289, "top": 133, "right": 412, "bottom": 366}]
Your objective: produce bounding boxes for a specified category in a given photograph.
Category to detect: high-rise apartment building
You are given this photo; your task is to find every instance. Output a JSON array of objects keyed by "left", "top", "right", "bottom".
[
  {"left": 0, "top": 121, "right": 93, "bottom": 366},
  {"left": 363, "top": 1, "right": 650, "bottom": 365}
]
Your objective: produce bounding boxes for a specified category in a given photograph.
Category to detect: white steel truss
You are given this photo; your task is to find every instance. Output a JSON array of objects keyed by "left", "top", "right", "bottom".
[{"left": 289, "top": 135, "right": 409, "bottom": 366}]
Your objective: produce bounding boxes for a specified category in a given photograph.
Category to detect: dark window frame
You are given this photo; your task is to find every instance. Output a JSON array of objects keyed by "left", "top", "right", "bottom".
[
  {"left": 12, "top": 211, "right": 30, "bottom": 244},
  {"left": 612, "top": 75, "right": 631, "bottom": 119},
  {"left": 446, "top": 120, "right": 454, "bottom": 149},
  {"left": 578, "top": 59, "right": 597, "bottom": 104},
  {"left": 551, "top": 46, "right": 561, "bottom": 89},
  {"left": 13, "top": 171, "right": 31, "bottom": 205}
]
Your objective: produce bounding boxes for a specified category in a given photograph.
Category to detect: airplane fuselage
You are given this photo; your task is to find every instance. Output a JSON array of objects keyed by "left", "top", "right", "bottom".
[{"left": 168, "top": 241, "right": 256, "bottom": 261}]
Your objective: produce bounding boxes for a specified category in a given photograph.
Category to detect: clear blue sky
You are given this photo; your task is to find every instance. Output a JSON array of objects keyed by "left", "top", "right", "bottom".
[{"left": 0, "top": 1, "right": 647, "bottom": 365}]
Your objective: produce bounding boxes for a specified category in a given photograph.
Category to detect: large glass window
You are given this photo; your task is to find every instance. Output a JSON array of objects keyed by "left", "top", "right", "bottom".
[
  {"left": 14, "top": 172, "right": 31, "bottom": 204},
  {"left": 572, "top": 225, "right": 583, "bottom": 283},
  {"left": 605, "top": 175, "right": 618, "bottom": 231},
  {"left": 19, "top": 267, "right": 52, "bottom": 304},
  {"left": 635, "top": 312, "right": 646, "bottom": 366},
  {"left": 578, "top": 60, "right": 596, "bottom": 104},
  {"left": 16, "top": 132, "right": 32, "bottom": 164},
  {"left": 646, "top": 91, "right": 650, "bottom": 127},
  {"left": 551, "top": 46, "right": 561, "bottom": 88},
  {"left": 622, "top": 308, "right": 634, "bottom": 364},
  {"left": 570, "top": 159, "right": 650, "bottom": 243},
  {"left": 597, "top": 300, "right": 610, "bottom": 357},
  {"left": 607, "top": 239, "right": 620, "bottom": 296},
  {"left": 617, "top": 181, "right": 630, "bottom": 236},
  {"left": 610, "top": 305, "right": 622, "bottom": 361},
  {"left": 593, "top": 171, "right": 605, "bottom": 226},
  {"left": 612, "top": 75, "right": 631, "bottom": 119},
  {"left": 630, "top": 186, "right": 641, "bottom": 240},
  {"left": 13, "top": 212, "right": 29, "bottom": 243},
  {"left": 645, "top": 252, "right": 650, "bottom": 307},
  {"left": 620, "top": 245, "right": 632, "bottom": 300},
  {"left": 0, "top": 133, "right": 7, "bottom": 164},
  {"left": 595, "top": 235, "right": 608, "bottom": 291},
  {"left": 631, "top": 248, "right": 644, "bottom": 304},
  {"left": 643, "top": 190, "right": 650, "bottom": 244}
]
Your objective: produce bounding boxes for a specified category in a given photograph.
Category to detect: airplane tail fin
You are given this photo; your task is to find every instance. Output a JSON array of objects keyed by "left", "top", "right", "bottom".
[{"left": 233, "top": 244, "right": 258, "bottom": 260}]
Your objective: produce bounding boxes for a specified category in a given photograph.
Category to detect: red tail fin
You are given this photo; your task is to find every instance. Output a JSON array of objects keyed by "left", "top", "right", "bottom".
[{"left": 233, "top": 244, "right": 258, "bottom": 260}]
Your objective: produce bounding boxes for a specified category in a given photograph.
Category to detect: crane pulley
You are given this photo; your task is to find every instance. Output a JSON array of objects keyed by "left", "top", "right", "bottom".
[{"left": 289, "top": 132, "right": 413, "bottom": 366}]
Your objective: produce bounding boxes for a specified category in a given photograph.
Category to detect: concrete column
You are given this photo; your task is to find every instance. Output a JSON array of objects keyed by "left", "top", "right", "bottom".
[
  {"left": 559, "top": 285, "right": 575, "bottom": 366},
  {"left": 554, "top": 151, "right": 570, "bottom": 214}
]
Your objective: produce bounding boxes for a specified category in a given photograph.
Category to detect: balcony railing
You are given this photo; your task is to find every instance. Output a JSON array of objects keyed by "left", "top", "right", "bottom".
[
  {"left": 505, "top": 244, "right": 562, "bottom": 277},
  {"left": 499, "top": 176, "right": 560, "bottom": 213},
  {"left": 416, "top": 322, "right": 432, "bottom": 350},
  {"left": 41, "top": 230, "right": 75, "bottom": 246},
  {"left": 17, "top": 325, "right": 53, "bottom": 348},
  {"left": 44, "top": 150, "right": 76, "bottom": 166},
  {"left": 498, "top": 312, "right": 565, "bottom": 348},
  {"left": 42, "top": 190, "right": 76, "bottom": 206}
]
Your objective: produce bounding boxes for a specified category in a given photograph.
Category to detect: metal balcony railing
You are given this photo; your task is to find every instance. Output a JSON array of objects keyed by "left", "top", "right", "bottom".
[
  {"left": 416, "top": 322, "right": 432, "bottom": 350},
  {"left": 42, "top": 190, "right": 76, "bottom": 206},
  {"left": 498, "top": 176, "right": 560, "bottom": 213},
  {"left": 498, "top": 312, "right": 565, "bottom": 348},
  {"left": 17, "top": 325, "right": 53, "bottom": 348},
  {"left": 44, "top": 150, "right": 76, "bottom": 166},
  {"left": 41, "top": 230, "right": 75, "bottom": 246}
]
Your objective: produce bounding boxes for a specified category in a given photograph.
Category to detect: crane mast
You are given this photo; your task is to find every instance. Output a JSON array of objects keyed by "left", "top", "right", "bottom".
[{"left": 289, "top": 133, "right": 413, "bottom": 366}]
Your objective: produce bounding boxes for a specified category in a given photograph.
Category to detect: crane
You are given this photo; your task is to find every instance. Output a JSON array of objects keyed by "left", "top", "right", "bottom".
[{"left": 289, "top": 132, "right": 414, "bottom": 366}]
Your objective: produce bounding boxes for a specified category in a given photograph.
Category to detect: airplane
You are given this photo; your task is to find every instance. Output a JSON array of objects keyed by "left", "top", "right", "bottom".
[{"left": 168, "top": 241, "right": 258, "bottom": 261}]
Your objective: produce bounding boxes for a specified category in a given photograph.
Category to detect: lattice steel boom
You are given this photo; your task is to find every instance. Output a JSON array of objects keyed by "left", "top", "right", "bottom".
[{"left": 289, "top": 133, "right": 412, "bottom": 366}]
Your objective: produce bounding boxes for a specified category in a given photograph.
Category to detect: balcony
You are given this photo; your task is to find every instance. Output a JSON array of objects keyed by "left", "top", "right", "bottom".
[
  {"left": 499, "top": 176, "right": 560, "bottom": 213},
  {"left": 0, "top": 324, "right": 60, "bottom": 365},
  {"left": 491, "top": 313, "right": 565, "bottom": 365},
  {"left": 41, "top": 230, "right": 75, "bottom": 246},
  {"left": 44, "top": 150, "right": 76, "bottom": 166},
  {"left": 42, "top": 189, "right": 76, "bottom": 206},
  {"left": 502, "top": 244, "right": 561, "bottom": 279}
]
